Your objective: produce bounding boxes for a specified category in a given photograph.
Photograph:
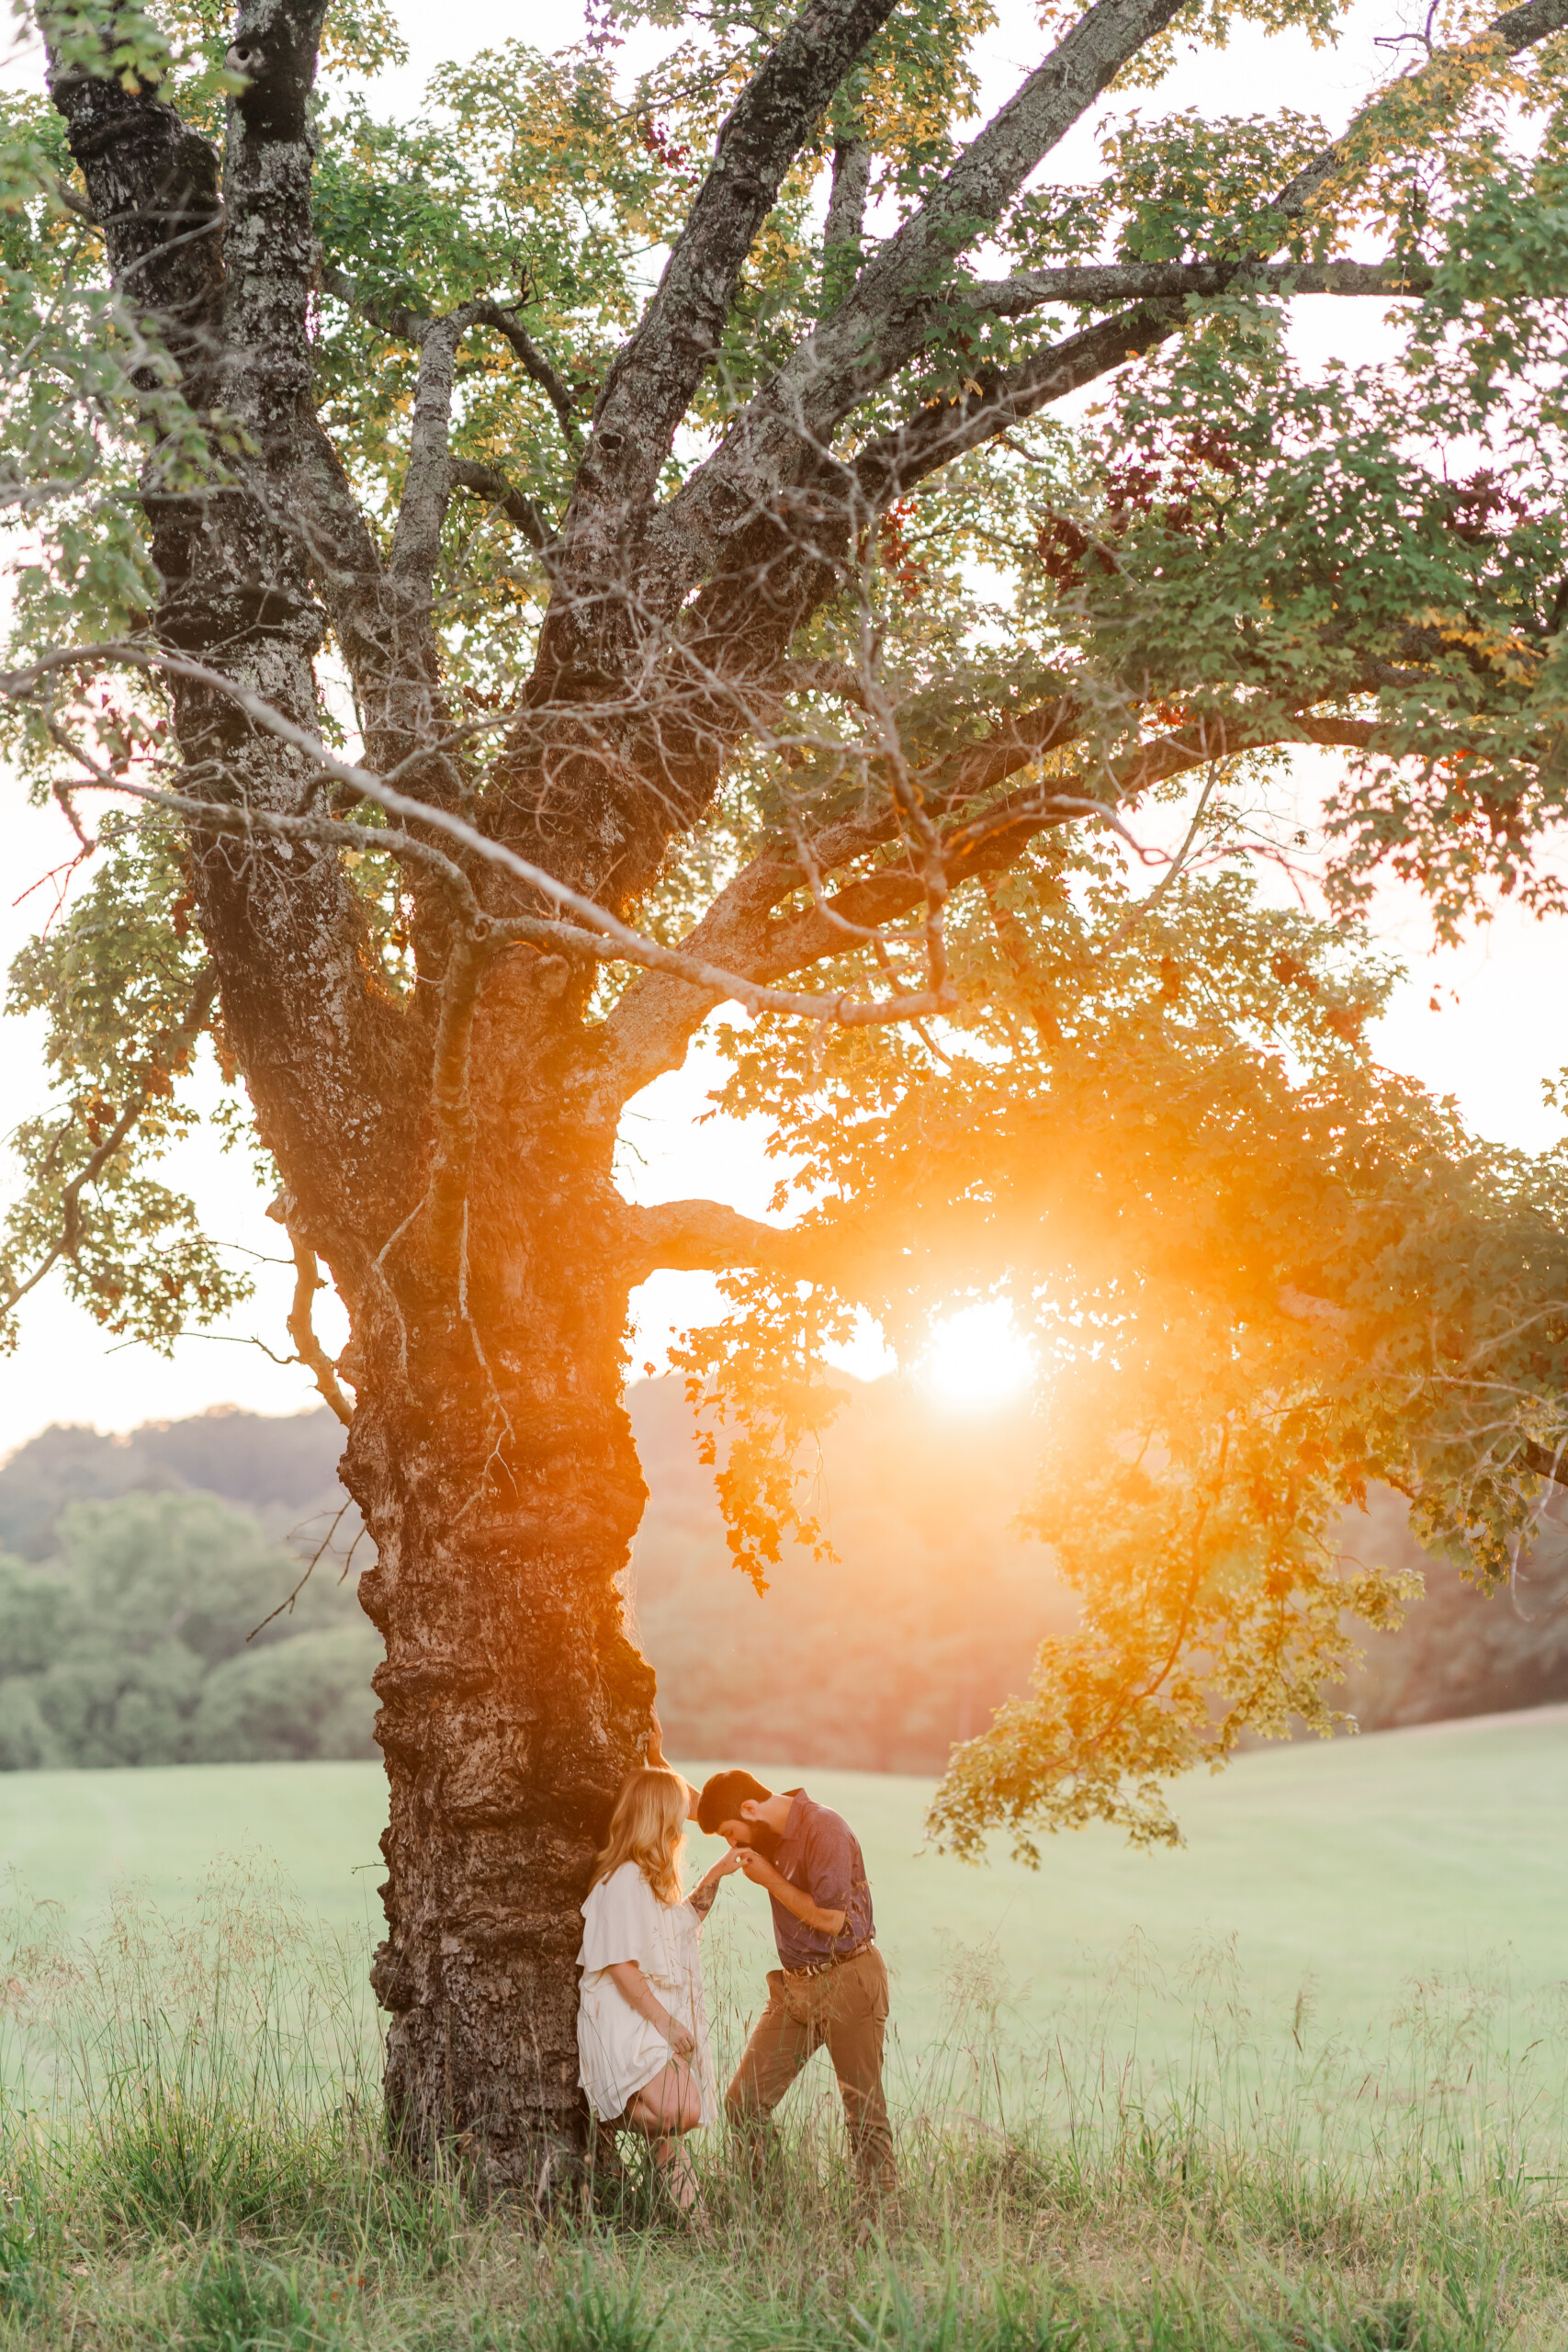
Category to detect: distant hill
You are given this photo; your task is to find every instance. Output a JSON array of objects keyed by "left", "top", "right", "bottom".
[
  {"left": 0, "top": 1383, "right": 1066, "bottom": 1773},
  {"left": 0, "top": 1406, "right": 350, "bottom": 1560},
  {"left": 625, "top": 1376, "right": 1070, "bottom": 1773},
  {"left": 3, "top": 1384, "right": 1566, "bottom": 1770}
]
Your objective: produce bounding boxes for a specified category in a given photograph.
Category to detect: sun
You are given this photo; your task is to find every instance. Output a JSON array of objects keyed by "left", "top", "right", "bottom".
[{"left": 918, "top": 1300, "right": 1036, "bottom": 1413}]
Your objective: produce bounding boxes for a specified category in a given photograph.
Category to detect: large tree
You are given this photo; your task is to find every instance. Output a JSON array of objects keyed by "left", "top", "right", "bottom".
[{"left": 5, "top": 0, "right": 1568, "bottom": 2187}]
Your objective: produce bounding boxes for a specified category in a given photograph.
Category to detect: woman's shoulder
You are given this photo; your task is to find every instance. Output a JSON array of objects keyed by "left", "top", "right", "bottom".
[{"left": 587, "top": 1860, "right": 654, "bottom": 1909}]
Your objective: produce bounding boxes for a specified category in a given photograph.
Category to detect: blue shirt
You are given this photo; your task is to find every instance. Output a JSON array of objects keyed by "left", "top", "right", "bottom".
[{"left": 766, "top": 1789, "right": 875, "bottom": 1969}]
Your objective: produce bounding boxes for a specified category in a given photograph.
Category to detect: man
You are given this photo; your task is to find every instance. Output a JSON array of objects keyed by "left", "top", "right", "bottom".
[{"left": 696, "top": 1769, "right": 896, "bottom": 2203}]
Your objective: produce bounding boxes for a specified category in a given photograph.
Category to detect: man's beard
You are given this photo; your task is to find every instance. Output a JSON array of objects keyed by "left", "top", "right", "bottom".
[{"left": 740, "top": 1823, "right": 782, "bottom": 1863}]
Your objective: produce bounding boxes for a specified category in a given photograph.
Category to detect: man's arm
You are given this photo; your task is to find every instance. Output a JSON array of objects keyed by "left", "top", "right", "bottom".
[{"left": 737, "top": 1849, "right": 847, "bottom": 1937}]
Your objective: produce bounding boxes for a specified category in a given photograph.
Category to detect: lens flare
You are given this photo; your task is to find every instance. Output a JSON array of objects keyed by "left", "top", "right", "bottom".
[{"left": 918, "top": 1300, "right": 1035, "bottom": 1412}]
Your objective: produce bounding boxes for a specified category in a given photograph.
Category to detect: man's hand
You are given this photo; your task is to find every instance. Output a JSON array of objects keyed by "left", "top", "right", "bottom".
[{"left": 731, "top": 1843, "right": 846, "bottom": 1938}]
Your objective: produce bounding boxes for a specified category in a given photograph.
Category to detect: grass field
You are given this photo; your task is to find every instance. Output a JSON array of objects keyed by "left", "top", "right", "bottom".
[
  {"left": 9, "top": 1714, "right": 1568, "bottom": 2347},
  {"left": 6, "top": 1705, "right": 1568, "bottom": 2053}
]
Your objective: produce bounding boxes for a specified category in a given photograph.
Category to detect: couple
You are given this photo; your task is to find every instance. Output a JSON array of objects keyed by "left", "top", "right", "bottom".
[{"left": 575, "top": 1759, "right": 896, "bottom": 2211}]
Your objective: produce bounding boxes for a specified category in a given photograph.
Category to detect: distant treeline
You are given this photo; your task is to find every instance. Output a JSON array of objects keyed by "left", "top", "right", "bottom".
[
  {"left": 0, "top": 1413, "right": 375, "bottom": 1770},
  {"left": 1340, "top": 1483, "right": 1568, "bottom": 1731},
  {"left": 630, "top": 1385, "right": 1568, "bottom": 1758},
  {"left": 1, "top": 1390, "right": 1564, "bottom": 1772}
]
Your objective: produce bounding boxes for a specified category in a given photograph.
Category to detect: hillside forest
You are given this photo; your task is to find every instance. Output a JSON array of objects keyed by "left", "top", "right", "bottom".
[{"left": 1, "top": 1392, "right": 1565, "bottom": 1775}]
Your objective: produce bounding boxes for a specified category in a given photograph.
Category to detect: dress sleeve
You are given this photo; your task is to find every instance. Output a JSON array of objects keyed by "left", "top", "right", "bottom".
[{"left": 580, "top": 1865, "right": 654, "bottom": 1973}]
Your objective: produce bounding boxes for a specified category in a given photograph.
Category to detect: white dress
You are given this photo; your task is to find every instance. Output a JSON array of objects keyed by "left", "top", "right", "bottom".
[{"left": 576, "top": 1861, "right": 717, "bottom": 2126}]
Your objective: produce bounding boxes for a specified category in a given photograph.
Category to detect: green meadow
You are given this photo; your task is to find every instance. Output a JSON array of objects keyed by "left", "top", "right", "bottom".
[
  {"left": 6, "top": 1706, "right": 1568, "bottom": 2049},
  {"left": 9, "top": 1714, "right": 1568, "bottom": 2348}
]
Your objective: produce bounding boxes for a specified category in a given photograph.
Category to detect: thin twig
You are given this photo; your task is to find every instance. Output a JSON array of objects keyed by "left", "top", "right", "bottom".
[
  {"left": 247, "top": 1501, "right": 354, "bottom": 1641},
  {"left": 1099, "top": 764, "right": 1223, "bottom": 957}
]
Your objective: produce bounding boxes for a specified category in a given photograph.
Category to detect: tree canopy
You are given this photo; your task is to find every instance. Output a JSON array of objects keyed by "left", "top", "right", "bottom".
[{"left": 5, "top": 0, "right": 1568, "bottom": 2171}]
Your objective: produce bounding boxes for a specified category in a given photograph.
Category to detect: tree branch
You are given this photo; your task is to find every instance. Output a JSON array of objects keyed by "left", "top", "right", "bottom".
[
  {"left": 4, "top": 643, "right": 959, "bottom": 1037},
  {"left": 954, "top": 256, "right": 1435, "bottom": 314},
  {"left": 389, "top": 306, "right": 479, "bottom": 584},
  {"left": 1520, "top": 1437, "right": 1568, "bottom": 1488},
  {"left": 321, "top": 262, "right": 583, "bottom": 453},
  {"left": 588, "top": 690, "right": 1393, "bottom": 1111},
  {"left": 449, "top": 458, "right": 554, "bottom": 555},
  {"left": 1270, "top": 0, "right": 1568, "bottom": 227},
  {"left": 778, "top": 656, "right": 871, "bottom": 708},
  {"left": 295, "top": 278, "right": 480, "bottom": 808},
  {"left": 622, "top": 1198, "right": 803, "bottom": 1278},
  {"left": 277, "top": 409, "right": 471, "bottom": 819},
  {"left": 474, "top": 303, "right": 582, "bottom": 451},
  {"left": 757, "top": 787, "right": 1100, "bottom": 978},
  {"left": 849, "top": 0, "right": 1568, "bottom": 500},
  {"left": 277, "top": 415, "right": 412, "bottom": 744},
  {"left": 589, "top": 689, "right": 1085, "bottom": 1109},
  {"left": 855, "top": 301, "right": 1188, "bottom": 503},
  {"left": 659, "top": 0, "right": 1568, "bottom": 657},
  {"left": 652, "top": 0, "right": 1195, "bottom": 587},
  {"left": 286, "top": 1227, "right": 355, "bottom": 1424},
  {"left": 590, "top": 848, "right": 807, "bottom": 1118},
  {"left": 821, "top": 137, "right": 871, "bottom": 311},
  {"left": 546, "top": 0, "right": 902, "bottom": 630},
  {"left": 317, "top": 260, "right": 427, "bottom": 341}
]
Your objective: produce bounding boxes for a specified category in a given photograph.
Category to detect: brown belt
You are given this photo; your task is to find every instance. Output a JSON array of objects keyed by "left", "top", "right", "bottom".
[{"left": 783, "top": 1939, "right": 874, "bottom": 1982}]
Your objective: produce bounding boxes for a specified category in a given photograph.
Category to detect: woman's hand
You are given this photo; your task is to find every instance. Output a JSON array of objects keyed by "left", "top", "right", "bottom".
[
  {"left": 689, "top": 1845, "right": 746, "bottom": 1920},
  {"left": 604, "top": 1962, "right": 697, "bottom": 2064},
  {"left": 689, "top": 1845, "right": 745, "bottom": 1920}
]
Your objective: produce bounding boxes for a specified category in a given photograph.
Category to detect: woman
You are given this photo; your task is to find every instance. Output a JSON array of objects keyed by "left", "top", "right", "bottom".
[{"left": 577, "top": 1766, "right": 739, "bottom": 2209}]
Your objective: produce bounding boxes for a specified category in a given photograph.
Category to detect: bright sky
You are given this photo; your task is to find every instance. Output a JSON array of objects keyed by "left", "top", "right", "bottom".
[{"left": 0, "top": 0, "right": 1562, "bottom": 1455}]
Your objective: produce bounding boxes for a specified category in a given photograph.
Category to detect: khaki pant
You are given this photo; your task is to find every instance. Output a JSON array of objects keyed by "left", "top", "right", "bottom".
[{"left": 724, "top": 1945, "right": 897, "bottom": 2200}]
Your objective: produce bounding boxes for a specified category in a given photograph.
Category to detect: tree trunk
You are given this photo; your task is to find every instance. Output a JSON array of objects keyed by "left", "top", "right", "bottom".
[{"left": 341, "top": 1091, "right": 657, "bottom": 2190}]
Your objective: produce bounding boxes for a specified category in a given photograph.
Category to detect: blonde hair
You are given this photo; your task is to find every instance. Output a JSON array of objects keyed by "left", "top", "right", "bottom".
[{"left": 590, "top": 1768, "right": 688, "bottom": 1905}]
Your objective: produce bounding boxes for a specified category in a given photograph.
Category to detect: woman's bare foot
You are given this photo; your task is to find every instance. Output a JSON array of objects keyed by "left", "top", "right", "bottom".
[{"left": 653, "top": 2138, "right": 701, "bottom": 2215}]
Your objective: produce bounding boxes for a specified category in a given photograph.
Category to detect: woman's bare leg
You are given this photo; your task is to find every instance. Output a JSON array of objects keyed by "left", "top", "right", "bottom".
[
  {"left": 627, "top": 2062, "right": 701, "bottom": 2135},
  {"left": 626, "top": 2063, "right": 704, "bottom": 2210}
]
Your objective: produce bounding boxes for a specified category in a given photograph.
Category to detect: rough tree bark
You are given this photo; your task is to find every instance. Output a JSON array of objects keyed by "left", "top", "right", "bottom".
[{"left": 39, "top": 0, "right": 1568, "bottom": 2193}]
